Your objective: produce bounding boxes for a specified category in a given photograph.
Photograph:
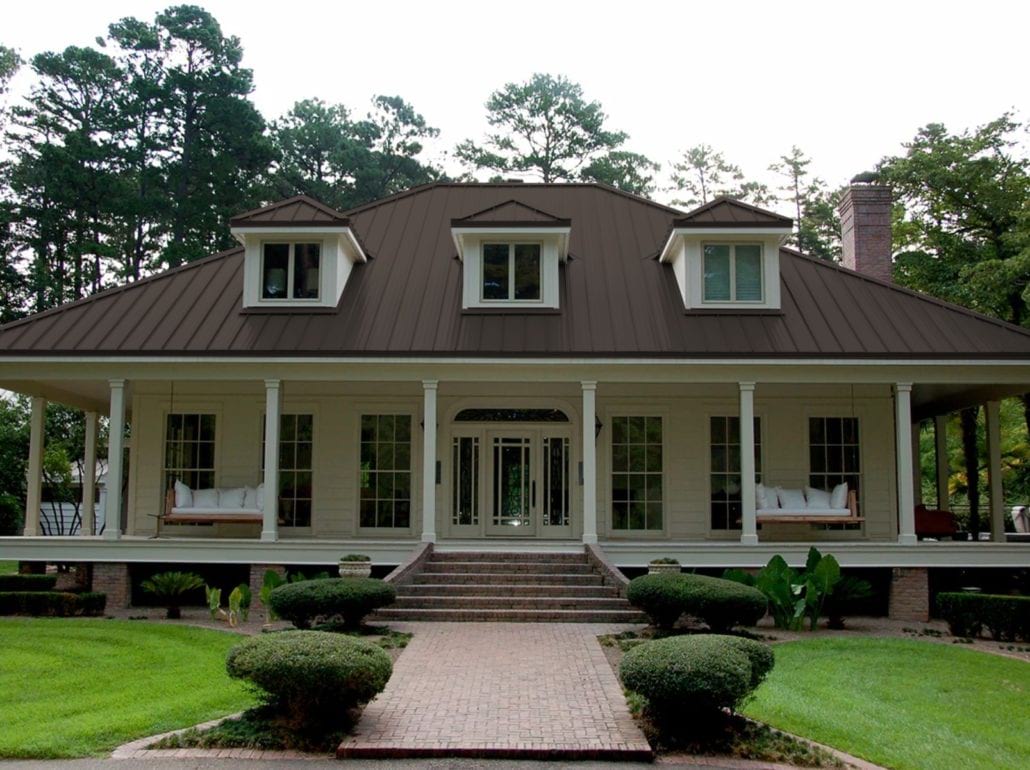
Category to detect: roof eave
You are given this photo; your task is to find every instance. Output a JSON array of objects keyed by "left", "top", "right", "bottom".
[
  {"left": 658, "top": 226, "right": 794, "bottom": 262},
  {"left": 451, "top": 226, "right": 572, "bottom": 261}
]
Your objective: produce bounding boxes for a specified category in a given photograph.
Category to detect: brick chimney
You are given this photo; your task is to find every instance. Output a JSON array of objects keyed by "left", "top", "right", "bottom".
[{"left": 839, "top": 184, "right": 892, "bottom": 282}]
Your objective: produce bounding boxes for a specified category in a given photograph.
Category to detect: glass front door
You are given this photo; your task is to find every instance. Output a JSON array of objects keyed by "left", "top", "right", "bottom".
[{"left": 488, "top": 433, "right": 534, "bottom": 535}]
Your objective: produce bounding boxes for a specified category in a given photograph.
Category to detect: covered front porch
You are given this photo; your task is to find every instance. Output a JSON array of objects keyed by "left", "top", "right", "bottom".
[{"left": 2, "top": 358, "right": 1029, "bottom": 559}]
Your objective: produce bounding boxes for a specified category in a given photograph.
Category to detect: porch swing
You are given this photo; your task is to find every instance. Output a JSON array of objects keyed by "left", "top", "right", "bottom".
[
  {"left": 754, "top": 385, "right": 864, "bottom": 525},
  {"left": 156, "top": 382, "right": 265, "bottom": 529}
]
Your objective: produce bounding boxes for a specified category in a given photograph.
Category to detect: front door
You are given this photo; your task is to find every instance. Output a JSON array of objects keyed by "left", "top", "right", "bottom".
[{"left": 487, "top": 431, "right": 535, "bottom": 535}]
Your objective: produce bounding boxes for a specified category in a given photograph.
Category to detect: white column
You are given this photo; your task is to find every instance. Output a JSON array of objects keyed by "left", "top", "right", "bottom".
[
  {"left": 739, "top": 382, "right": 758, "bottom": 545},
  {"left": 895, "top": 383, "right": 917, "bottom": 545},
  {"left": 581, "top": 381, "right": 598, "bottom": 544},
  {"left": 104, "top": 381, "right": 126, "bottom": 541},
  {"left": 81, "top": 411, "right": 98, "bottom": 536},
  {"left": 985, "top": 400, "right": 1005, "bottom": 543},
  {"left": 911, "top": 422, "right": 923, "bottom": 505},
  {"left": 421, "top": 380, "right": 438, "bottom": 543},
  {"left": 22, "top": 397, "right": 46, "bottom": 537},
  {"left": 261, "top": 380, "right": 281, "bottom": 542},
  {"left": 934, "top": 414, "right": 949, "bottom": 511}
]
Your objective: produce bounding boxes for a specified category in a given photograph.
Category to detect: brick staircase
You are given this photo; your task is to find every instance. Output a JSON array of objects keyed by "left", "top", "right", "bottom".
[{"left": 376, "top": 549, "right": 644, "bottom": 623}]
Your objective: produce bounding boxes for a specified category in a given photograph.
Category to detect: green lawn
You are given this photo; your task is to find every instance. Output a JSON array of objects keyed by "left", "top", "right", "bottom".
[
  {"left": 0, "top": 561, "right": 18, "bottom": 575},
  {"left": 744, "top": 638, "right": 1030, "bottom": 770},
  {"left": 0, "top": 618, "right": 254, "bottom": 758}
]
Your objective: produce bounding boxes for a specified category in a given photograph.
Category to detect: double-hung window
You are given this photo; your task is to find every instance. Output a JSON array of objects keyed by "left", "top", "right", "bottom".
[
  {"left": 703, "top": 243, "right": 762, "bottom": 302},
  {"left": 261, "top": 242, "right": 321, "bottom": 300},
  {"left": 710, "top": 416, "right": 762, "bottom": 530},
  {"left": 359, "top": 415, "right": 412, "bottom": 528},
  {"left": 262, "top": 414, "right": 314, "bottom": 527},
  {"left": 481, "top": 243, "right": 541, "bottom": 301},
  {"left": 164, "top": 413, "right": 216, "bottom": 492},
  {"left": 611, "top": 416, "right": 663, "bottom": 531}
]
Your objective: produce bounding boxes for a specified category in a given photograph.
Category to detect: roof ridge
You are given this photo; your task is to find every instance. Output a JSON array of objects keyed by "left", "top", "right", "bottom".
[
  {"left": 0, "top": 247, "right": 244, "bottom": 334},
  {"left": 340, "top": 181, "right": 685, "bottom": 219},
  {"left": 782, "top": 247, "right": 1030, "bottom": 339}
]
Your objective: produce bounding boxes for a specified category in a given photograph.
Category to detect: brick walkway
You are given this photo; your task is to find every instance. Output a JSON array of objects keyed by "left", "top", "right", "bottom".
[{"left": 339, "top": 622, "right": 652, "bottom": 760}]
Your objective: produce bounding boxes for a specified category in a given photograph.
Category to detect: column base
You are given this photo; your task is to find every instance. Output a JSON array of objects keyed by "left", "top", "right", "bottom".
[
  {"left": 260, "top": 530, "right": 278, "bottom": 543},
  {"left": 897, "top": 533, "right": 918, "bottom": 545},
  {"left": 582, "top": 533, "right": 598, "bottom": 545},
  {"left": 739, "top": 533, "right": 759, "bottom": 545},
  {"left": 420, "top": 532, "right": 437, "bottom": 544},
  {"left": 102, "top": 529, "right": 121, "bottom": 541}
]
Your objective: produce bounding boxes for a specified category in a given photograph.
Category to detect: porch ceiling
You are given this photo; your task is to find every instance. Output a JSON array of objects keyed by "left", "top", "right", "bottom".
[{"left": 912, "top": 383, "right": 1030, "bottom": 420}]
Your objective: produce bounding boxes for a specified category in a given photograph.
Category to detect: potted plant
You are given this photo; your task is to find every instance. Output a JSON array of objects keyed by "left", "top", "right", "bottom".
[
  {"left": 648, "top": 557, "right": 681, "bottom": 575},
  {"left": 339, "top": 554, "right": 372, "bottom": 578}
]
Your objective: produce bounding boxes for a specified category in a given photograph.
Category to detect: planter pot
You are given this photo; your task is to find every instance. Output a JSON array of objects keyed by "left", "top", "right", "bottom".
[
  {"left": 338, "top": 562, "right": 372, "bottom": 579},
  {"left": 648, "top": 563, "right": 681, "bottom": 575}
]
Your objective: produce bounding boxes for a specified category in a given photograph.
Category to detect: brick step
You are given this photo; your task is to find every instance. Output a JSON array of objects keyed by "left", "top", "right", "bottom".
[
  {"left": 397, "top": 583, "right": 619, "bottom": 598},
  {"left": 392, "top": 595, "right": 633, "bottom": 611},
  {"left": 429, "top": 551, "right": 586, "bottom": 563},
  {"left": 421, "top": 561, "right": 594, "bottom": 575},
  {"left": 375, "top": 607, "right": 647, "bottom": 623},
  {"left": 410, "top": 572, "right": 604, "bottom": 586}
]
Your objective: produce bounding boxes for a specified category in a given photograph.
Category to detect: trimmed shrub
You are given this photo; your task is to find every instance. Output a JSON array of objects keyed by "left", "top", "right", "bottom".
[
  {"left": 226, "top": 630, "right": 392, "bottom": 729},
  {"left": 938, "top": 592, "right": 1029, "bottom": 641},
  {"left": 620, "top": 634, "right": 774, "bottom": 719},
  {"left": 626, "top": 573, "right": 767, "bottom": 631},
  {"left": 0, "top": 574, "right": 57, "bottom": 592},
  {"left": 269, "top": 577, "right": 395, "bottom": 629},
  {"left": 0, "top": 590, "right": 106, "bottom": 617}
]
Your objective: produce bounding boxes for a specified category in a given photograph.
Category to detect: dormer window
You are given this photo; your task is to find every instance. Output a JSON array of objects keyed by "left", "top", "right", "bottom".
[
  {"left": 451, "top": 200, "right": 570, "bottom": 311},
  {"left": 702, "top": 243, "right": 762, "bottom": 303},
  {"left": 482, "top": 243, "right": 541, "bottom": 302},
  {"left": 262, "top": 242, "right": 322, "bottom": 300}
]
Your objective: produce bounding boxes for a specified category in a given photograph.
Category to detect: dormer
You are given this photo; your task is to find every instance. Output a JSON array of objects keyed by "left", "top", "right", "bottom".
[
  {"left": 658, "top": 197, "right": 792, "bottom": 311},
  {"left": 451, "top": 200, "right": 571, "bottom": 310},
  {"left": 230, "top": 195, "right": 367, "bottom": 309}
]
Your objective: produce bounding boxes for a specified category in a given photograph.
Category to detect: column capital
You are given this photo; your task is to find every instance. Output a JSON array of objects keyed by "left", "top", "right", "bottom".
[
  {"left": 738, "top": 381, "right": 756, "bottom": 393},
  {"left": 422, "top": 379, "right": 439, "bottom": 390},
  {"left": 108, "top": 378, "right": 126, "bottom": 390},
  {"left": 263, "top": 378, "right": 281, "bottom": 390},
  {"left": 894, "top": 382, "right": 913, "bottom": 394},
  {"left": 581, "top": 381, "right": 597, "bottom": 391}
]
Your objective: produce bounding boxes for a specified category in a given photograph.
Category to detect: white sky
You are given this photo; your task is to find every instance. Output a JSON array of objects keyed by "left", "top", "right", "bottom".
[{"left": 3, "top": 0, "right": 1028, "bottom": 211}]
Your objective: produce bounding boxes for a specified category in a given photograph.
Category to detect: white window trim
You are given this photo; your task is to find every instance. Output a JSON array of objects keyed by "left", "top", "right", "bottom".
[
  {"left": 260, "top": 240, "right": 323, "bottom": 303},
  {"left": 704, "top": 410, "right": 766, "bottom": 537},
  {"left": 702, "top": 242, "right": 764, "bottom": 304},
  {"left": 480, "top": 242, "right": 544, "bottom": 304},
  {"left": 607, "top": 413, "right": 667, "bottom": 535}
]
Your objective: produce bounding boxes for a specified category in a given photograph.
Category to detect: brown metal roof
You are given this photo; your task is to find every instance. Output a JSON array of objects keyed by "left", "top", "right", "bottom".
[
  {"left": 2, "top": 182, "right": 1029, "bottom": 359},
  {"left": 674, "top": 196, "right": 793, "bottom": 228},
  {"left": 229, "top": 195, "right": 349, "bottom": 227},
  {"left": 452, "top": 199, "right": 571, "bottom": 227}
]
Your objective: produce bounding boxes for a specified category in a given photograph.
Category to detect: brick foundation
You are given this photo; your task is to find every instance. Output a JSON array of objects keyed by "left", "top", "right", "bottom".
[
  {"left": 249, "top": 564, "right": 286, "bottom": 596},
  {"left": 92, "top": 562, "right": 131, "bottom": 609},
  {"left": 888, "top": 567, "right": 929, "bottom": 622}
]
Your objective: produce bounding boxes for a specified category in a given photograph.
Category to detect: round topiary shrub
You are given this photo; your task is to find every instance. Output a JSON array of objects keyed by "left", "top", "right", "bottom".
[
  {"left": 679, "top": 574, "right": 768, "bottom": 633},
  {"left": 627, "top": 573, "right": 767, "bottom": 631},
  {"left": 268, "top": 577, "right": 395, "bottom": 629},
  {"left": 226, "top": 631, "right": 392, "bottom": 730},
  {"left": 619, "top": 634, "right": 774, "bottom": 721}
]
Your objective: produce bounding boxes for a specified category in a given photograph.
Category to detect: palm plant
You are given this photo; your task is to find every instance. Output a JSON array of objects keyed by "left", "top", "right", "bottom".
[{"left": 141, "top": 571, "right": 205, "bottom": 619}]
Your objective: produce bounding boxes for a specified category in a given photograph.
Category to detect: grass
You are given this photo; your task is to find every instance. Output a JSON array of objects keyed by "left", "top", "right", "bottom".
[
  {"left": 743, "top": 637, "right": 1030, "bottom": 770},
  {"left": 0, "top": 618, "right": 254, "bottom": 758},
  {"left": 0, "top": 561, "right": 18, "bottom": 575}
]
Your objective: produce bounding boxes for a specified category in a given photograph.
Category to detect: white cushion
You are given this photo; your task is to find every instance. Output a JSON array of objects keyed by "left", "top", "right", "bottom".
[
  {"left": 192, "top": 488, "right": 220, "bottom": 508},
  {"left": 830, "top": 482, "right": 849, "bottom": 510},
  {"left": 805, "top": 486, "right": 832, "bottom": 509},
  {"left": 173, "top": 480, "right": 193, "bottom": 509},
  {"left": 756, "top": 483, "right": 778, "bottom": 510},
  {"left": 256, "top": 483, "right": 265, "bottom": 512},
  {"left": 777, "top": 487, "right": 806, "bottom": 509},
  {"left": 219, "top": 487, "right": 246, "bottom": 509},
  {"left": 243, "top": 486, "right": 259, "bottom": 510}
]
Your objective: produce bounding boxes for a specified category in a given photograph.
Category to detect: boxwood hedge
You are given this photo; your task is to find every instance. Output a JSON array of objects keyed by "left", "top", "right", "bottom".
[
  {"left": 0, "top": 590, "right": 106, "bottom": 617},
  {"left": 619, "top": 633, "right": 774, "bottom": 720},
  {"left": 268, "top": 577, "right": 395, "bottom": 629},
  {"left": 626, "top": 573, "right": 767, "bottom": 631},
  {"left": 938, "top": 592, "right": 1029, "bottom": 641},
  {"left": 0, "top": 574, "right": 57, "bottom": 592},
  {"left": 226, "top": 630, "right": 392, "bottom": 729}
]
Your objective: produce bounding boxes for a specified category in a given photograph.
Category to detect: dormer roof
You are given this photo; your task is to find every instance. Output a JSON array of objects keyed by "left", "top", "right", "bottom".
[
  {"left": 672, "top": 196, "right": 793, "bottom": 229},
  {"left": 451, "top": 199, "right": 571, "bottom": 228},
  {"left": 229, "top": 195, "right": 350, "bottom": 228}
]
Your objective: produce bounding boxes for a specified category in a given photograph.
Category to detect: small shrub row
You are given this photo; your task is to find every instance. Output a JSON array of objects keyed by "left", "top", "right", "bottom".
[
  {"left": 269, "top": 577, "right": 395, "bottom": 629},
  {"left": 0, "top": 590, "right": 106, "bottom": 617},
  {"left": 937, "top": 592, "right": 1030, "bottom": 641},
  {"left": 620, "top": 634, "right": 774, "bottom": 722},
  {"left": 626, "top": 573, "right": 767, "bottom": 631},
  {"left": 226, "top": 631, "right": 392, "bottom": 731},
  {"left": 0, "top": 574, "right": 57, "bottom": 592}
]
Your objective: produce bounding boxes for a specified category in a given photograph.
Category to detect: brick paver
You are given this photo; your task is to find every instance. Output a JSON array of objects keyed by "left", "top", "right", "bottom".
[{"left": 338, "top": 622, "right": 652, "bottom": 760}]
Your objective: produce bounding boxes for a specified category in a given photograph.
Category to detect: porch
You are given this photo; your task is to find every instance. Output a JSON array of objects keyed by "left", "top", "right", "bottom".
[{"left": 2, "top": 359, "right": 1029, "bottom": 557}]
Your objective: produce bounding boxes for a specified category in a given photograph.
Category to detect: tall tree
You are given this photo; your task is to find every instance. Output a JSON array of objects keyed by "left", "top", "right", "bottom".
[
  {"left": 0, "top": 45, "right": 25, "bottom": 321},
  {"left": 580, "top": 150, "right": 659, "bottom": 196},
  {"left": 455, "top": 73, "right": 655, "bottom": 192},
  {"left": 769, "top": 146, "right": 839, "bottom": 259},
  {"left": 671, "top": 144, "right": 744, "bottom": 208}
]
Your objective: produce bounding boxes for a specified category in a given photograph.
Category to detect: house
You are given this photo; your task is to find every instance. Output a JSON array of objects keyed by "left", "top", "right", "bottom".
[{"left": 0, "top": 182, "right": 1028, "bottom": 620}]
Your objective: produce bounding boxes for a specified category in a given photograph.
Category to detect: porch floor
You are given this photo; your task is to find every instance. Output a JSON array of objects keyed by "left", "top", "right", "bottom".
[{"left": 338, "top": 621, "right": 652, "bottom": 760}]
